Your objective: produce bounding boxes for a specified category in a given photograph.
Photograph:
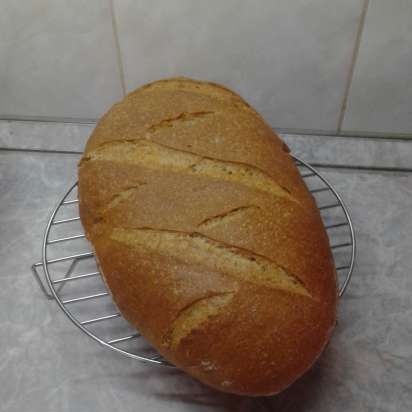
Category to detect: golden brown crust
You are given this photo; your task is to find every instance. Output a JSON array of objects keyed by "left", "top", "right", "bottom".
[{"left": 78, "top": 78, "right": 337, "bottom": 396}]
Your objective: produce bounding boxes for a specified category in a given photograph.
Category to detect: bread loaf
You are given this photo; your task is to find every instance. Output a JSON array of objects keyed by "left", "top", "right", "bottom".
[{"left": 78, "top": 78, "right": 337, "bottom": 396}]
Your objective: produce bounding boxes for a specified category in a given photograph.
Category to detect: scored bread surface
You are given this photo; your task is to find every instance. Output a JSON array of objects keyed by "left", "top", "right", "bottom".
[{"left": 78, "top": 77, "right": 337, "bottom": 396}]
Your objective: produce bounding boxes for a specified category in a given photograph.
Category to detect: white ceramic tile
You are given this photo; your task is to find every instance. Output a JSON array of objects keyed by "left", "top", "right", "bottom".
[
  {"left": 0, "top": 120, "right": 94, "bottom": 152},
  {"left": 0, "top": 0, "right": 123, "bottom": 119},
  {"left": 282, "top": 133, "right": 412, "bottom": 169},
  {"left": 343, "top": 0, "right": 412, "bottom": 135},
  {"left": 113, "top": 0, "right": 363, "bottom": 131}
]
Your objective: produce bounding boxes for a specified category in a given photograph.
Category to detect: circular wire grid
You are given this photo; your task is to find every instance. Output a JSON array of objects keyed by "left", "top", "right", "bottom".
[{"left": 32, "top": 156, "right": 355, "bottom": 366}]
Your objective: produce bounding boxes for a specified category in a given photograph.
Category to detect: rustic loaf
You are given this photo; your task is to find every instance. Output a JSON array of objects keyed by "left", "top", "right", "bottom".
[{"left": 78, "top": 77, "right": 337, "bottom": 396}]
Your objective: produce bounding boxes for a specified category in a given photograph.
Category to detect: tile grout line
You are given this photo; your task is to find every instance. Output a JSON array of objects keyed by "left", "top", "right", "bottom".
[
  {"left": 0, "top": 115, "right": 411, "bottom": 142},
  {"left": 311, "top": 163, "right": 412, "bottom": 174},
  {"left": 0, "top": 147, "right": 82, "bottom": 155},
  {"left": 0, "top": 117, "right": 411, "bottom": 139},
  {"left": 109, "top": 0, "right": 127, "bottom": 97},
  {"left": 0, "top": 115, "right": 97, "bottom": 124},
  {"left": 276, "top": 128, "right": 412, "bottom": 141},
  {"left": 336, "top": 0, "right": 370, "bottom": 134},
  {"left": 1, "top": 147, "right": 411, "bottom": 174}
]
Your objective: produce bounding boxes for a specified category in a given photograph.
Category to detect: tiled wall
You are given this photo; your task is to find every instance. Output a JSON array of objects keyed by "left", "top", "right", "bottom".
[{"left": 0, "top": 0, "right": 411, "bottom": 137}]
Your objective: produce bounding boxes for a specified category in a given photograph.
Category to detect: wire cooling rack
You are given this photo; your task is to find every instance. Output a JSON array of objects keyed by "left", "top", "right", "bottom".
[{"left": 31, "top": 156, "right": 356, "bottom": 365}]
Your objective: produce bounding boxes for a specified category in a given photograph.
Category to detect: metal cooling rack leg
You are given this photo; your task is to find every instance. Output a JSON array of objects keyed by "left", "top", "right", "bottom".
[
  {"left": 54, "top": 258, "right": 80, "bottom": 295},
  {"left": 31, "top": 262, "right": 54, "bottom": 300}
]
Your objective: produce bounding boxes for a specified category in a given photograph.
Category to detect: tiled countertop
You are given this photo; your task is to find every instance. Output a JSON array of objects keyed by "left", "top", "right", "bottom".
[{"left": 1, "top": 121, "right": 411, "bottom": 412}]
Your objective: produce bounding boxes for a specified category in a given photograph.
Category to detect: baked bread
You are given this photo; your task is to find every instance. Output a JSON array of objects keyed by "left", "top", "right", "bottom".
[{"left": 78, "top": 78, "right": 337, "bottom": 396}]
